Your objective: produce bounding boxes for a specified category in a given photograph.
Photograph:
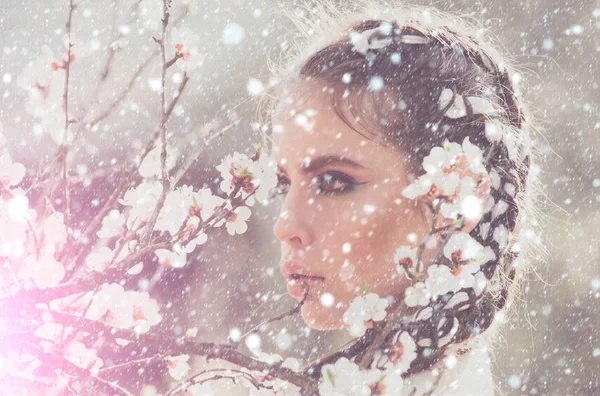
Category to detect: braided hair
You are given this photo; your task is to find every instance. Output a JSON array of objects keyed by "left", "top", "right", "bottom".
[{"left": 262, "top": 1, "right": 542, "bottom": 380}]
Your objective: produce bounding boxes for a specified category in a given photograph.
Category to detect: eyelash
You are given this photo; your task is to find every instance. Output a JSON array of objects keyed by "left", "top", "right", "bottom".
[{"left": 272, "top": 171, "right": 365, "bottom": 198}]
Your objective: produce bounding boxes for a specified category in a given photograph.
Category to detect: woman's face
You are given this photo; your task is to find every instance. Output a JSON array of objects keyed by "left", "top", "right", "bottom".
[{"left": 271, "top": 82, "right": 433, "bottom": 330}]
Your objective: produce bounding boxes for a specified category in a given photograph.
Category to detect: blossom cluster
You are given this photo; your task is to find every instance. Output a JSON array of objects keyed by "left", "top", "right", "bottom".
[
  {"left": 318, "top": 355, "right": 406, "bottom": 396},
  {"left": 401, "top": 136, "right": 490, "bottom": 223},
  {"left": 394, "top": 231, "right": 494, "bottom": 308},
  {"left": 0, "top": 144, "right": 278, "bottom": 389},
  {"left": 342, "top": 293, "right": 389, "bottom": 337},
  {"left": 330, "top": 135, "right": 500, "bottom": 394},
  {"left": 243, "top": 353, "right": 302, "bottom": 396}
]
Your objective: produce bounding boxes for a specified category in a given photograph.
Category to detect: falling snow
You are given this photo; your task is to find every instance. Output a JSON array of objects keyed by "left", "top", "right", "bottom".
[{"left": 0, "top": 0, "right": 597, "bottom": 395}]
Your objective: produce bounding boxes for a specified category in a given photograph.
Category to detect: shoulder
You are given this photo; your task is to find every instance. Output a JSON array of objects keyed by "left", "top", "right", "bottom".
[{"left": 401, "top": 336, "right": 495, "bottom": 396}]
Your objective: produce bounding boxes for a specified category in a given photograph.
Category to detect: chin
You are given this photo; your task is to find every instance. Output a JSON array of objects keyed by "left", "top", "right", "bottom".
[{"left": 301, "top": 301, "right": 344, "bottom": 330}]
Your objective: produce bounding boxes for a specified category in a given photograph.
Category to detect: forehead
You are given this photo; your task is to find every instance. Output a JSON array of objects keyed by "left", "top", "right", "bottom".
[{"left": 270, "top": 83, "right": 402, "bottom": 173}]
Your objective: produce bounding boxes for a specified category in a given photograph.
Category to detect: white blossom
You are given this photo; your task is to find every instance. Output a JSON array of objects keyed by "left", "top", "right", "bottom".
[
  {"left": 41, "top": 211, "right": 68, "bottom": 254},
  {"left": 138, "top": 144, "right": 179, "bottom": 179},
  {"left": 63, "top": 340, "right": 103, "bottom": 374},
  {"left": 401, "top": 137, "right": 489, "bottom": 203},
  {"left": 170, "top": 27, "right": 204, "bottom": 72},
  {"left": 249, "top": 152, "right": 279, "bottom": 204},
  {"left": 404, "top": 282, "right": 431, "bottom": 307},
  {"left": 182, "top": 230, "right": 208, "bottom": 253},
  {"left": 424, "top": 265, "right": 460, "bottom": 298},
  {"left": 190, "top": 188, "right": 224, "bottom": 222},
  {"left": 96, "top": 209, "right": 125, "bottom": 239},
  {"left": 86, "top": 246, "right": 114, "bottom": 272},
  {"left": 129, "top": 290, "right": 163, "bottom": 333},
  {"left": 0, "top": 154, "right": 26, "bottom": 187},
  {"left": 393, "top": 245, "right": 418, "bottom": 277},
  {"left": 461, "top": 137, "right": 486, "bottom": 175},
  {"left": 155, "top": 245, "right": 188, "bottom": 268},
  {"left": 119, "top": 181, "right": 163, "bottom": 229},
  {"left": 85, "top": 283, "right": 134, "bottom": 328},
  {"left": 216, "top": 152, "right": 255, "bottom": 202},
  {"left": 166, "top": 354, "right": 190, "bottom": 380},
  {"left": 375, "top": 331, "right": 418, "bottom": 375},
  {"left": 155, "top": 185, "right": 194, "bottom": 236},
  {"left": 391, "top": 332, "right": 418, "bottom": 374},
  {"left": 25, "top": 252, "right": 65, "bottom": 290},
  {"left": 443, "top": 232, "right": 496, "bottom": 266},
  {"left": 84, "top": 284, "right": 162, "bottom": 332},
  {"left": 212, "top": 204, "right": 252, "bottom": 236},
  {"left": 16, "top": 45, "right": 68, "bottom": 145},
  {"left": 318, "top": 357, "right": 372, "bottom": 396},
  {"left": 422, "top": 141, "right": 463, "bottom": 175},
  {"left": 368, "top": 366, "right": 404, "bottom": 395},
  {"left": 342, "top": 293, "right": 388, "bottom": 337},
  {"left": 216, "top": 152, "right": 278, "bottom": 207}
]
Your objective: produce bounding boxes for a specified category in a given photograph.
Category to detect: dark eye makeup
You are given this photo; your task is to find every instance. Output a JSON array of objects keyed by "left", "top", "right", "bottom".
[{"left": 271, "top": 170, "right": 367, "bottom": 199}]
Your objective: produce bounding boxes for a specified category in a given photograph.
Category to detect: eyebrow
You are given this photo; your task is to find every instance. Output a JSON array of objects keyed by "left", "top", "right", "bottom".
[{"left": 277, "top": 155, "right": 367, "bottom": 175}]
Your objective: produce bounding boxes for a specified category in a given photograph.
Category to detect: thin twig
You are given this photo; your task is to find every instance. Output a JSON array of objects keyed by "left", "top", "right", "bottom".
[
  {"left": 171, "top": 120, "right": 239, "bottom": 187},
  {"left": 238, "top": 292, "right": 309, "bottom": 345},
  {"left": 61, "top": 0, "right": 77, "bottom": 236},
  {"left": 86, "top": 50, "right": 159, "bottom": 129},
  {"left": 16, "top": 340, "right": 134, "bottom": 396},
  {"left": 99, "top": 354, "right": 165, "bottom": 376},
  {"left": 165, "top": 367, "right": 273, "bottom": 396}
]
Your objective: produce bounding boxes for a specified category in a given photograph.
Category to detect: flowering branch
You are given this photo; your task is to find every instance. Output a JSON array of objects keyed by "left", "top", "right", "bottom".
[{"left": 60, "top": 0, "right": 76, "bottom": 235}]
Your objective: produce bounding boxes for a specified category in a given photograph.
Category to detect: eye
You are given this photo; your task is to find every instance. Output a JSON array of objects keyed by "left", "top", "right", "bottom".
[
  {"left": 270, "top": 170, "right": 291, "bottom": 199},
  {"left": 311, "top": 171, "right": 364, "bottom": 196},
  {"left": 270, "top": 170, "right": 366, "bottom": 199}
]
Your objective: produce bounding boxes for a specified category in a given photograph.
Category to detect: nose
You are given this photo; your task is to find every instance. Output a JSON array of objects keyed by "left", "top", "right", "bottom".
[{"left": 272, "top": 189, "right": 314, "bottom": 251}]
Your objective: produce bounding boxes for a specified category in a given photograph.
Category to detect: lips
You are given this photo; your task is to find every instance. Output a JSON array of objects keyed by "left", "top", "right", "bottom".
[{"left": 281, "top": 260, "right": 325, "bottom": 299}]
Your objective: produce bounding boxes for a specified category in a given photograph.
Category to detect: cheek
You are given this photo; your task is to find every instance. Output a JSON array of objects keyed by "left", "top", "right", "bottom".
[{"left": 341, "top": 208, "right": 417, "bottom": 291}]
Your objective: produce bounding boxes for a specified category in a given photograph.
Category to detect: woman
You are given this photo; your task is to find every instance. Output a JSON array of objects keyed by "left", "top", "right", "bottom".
[{"left": 262, "top": 2, "right": 539, "bottom": 395}]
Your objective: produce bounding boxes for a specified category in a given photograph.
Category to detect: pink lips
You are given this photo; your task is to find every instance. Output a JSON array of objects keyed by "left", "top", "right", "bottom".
[{"left": 281, "top": 260, "right": 325, "bottom": 299}]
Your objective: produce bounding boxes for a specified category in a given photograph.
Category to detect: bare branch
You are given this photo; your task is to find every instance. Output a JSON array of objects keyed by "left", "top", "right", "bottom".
[
  {"left": 16, "top": 339, "right": 135, "bottom": 396},
  {"left": 60, "top": 0, "right": 77, "bottom": 236}
]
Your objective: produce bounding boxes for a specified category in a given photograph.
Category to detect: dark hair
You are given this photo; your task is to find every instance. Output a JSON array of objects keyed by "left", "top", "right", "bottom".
[{"left": 262, "top": 3, "right": 544, "bottom": 378}]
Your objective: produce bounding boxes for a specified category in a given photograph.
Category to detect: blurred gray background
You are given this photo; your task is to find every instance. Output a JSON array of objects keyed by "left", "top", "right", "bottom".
[{"left": 0, "top": 0, "right": 598, "bottom": 395}]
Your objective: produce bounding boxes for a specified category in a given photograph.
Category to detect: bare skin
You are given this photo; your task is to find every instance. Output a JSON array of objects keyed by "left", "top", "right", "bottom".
[
  {"left": 270, "top": 82, "right": 424, "bottom": 330},
  {"left": 271, "top": 81, "right": 488, "bottom": 331}
]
